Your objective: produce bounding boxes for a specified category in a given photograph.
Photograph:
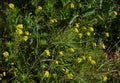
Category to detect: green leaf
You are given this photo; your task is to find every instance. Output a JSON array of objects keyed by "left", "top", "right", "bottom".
[
  {"left": 40, "top": 40, "right": 47, "bottom": 45},
  {"left": 82, "top": 9, "right": 95, "bottom": 17}
]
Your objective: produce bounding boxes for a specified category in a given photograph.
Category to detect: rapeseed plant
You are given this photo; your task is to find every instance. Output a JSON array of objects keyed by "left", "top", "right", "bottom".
[
  {"left": 74, "top": 28, "right": 79, "bottom": 33},
  {"left": 78, "top": 33, "right": 83, "bottom": 38},
  {"left": 89, "top": 27, "right": 94, "bottom": 32},
  {"left": 67, "top": 73, "right": 73, "bottom": 79},
  {"left": 8, "top": 3, "right": 14, "bottom": 9},
  {"left": 77, "top": 57, "right": 82, "bottom": 63},
  {"left": 3, "top": 51, "right": 9, "bottom": 58},
  {"left": 37, "top": 6, "right": 42, "bottom": 10},
  {"left": 24, "top": 31, "right": 29, "bottom": 35},
  {"left": 86, "top": 32, "right": 91, "bottom": 36},
  {"left": 59, "top": 51, "right": 63, "bottom": 56},
  {"left": 44, "top": 50, "right": 50, "bottom": 56},
  {"left": 105, "top": 32, "right": 109, "bottom": 37},
  {"left": 69, "top": 48, "right": 75, "bottom": 53},
  {"left": 16, "top": 29, "right": 23, "bottom": 35},
  {"left": 23, "top": 36, "right": 28, "bottom": 41},
  {"left": 70, "top": 3, "right": 75, "bottom": 9},
  {"left": 44, "top": 71, "right": 50, "bottom": 78},
  {"left": 103, "top": 75, "right": 107, "bottom": 81}
]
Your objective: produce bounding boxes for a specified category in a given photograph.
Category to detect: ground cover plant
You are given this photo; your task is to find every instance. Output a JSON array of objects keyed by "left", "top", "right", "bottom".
[{"left": 0, "top": 0, "right": 120, "bottom": 83}]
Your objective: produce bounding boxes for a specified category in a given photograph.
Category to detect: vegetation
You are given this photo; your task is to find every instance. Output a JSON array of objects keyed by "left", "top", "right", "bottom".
[{"left": 0, "top": 0, "right": 120, "bottom": 82}]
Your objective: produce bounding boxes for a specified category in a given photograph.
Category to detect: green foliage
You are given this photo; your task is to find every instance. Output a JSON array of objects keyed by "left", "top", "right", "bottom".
[{"left": 0, "top": 0, "right": 119, "bottom": 82}]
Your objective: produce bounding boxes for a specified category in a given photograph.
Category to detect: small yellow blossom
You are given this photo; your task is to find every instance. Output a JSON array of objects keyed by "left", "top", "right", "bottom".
[
  {"left": 74, "top": 28, "right": 79, "bottom": 33},
  {"left": 55, "top": 60, "right": 59, "bottom": 65},
  {"left": 16, "top": 29, "right": 23, "bottom": 35},
  {"left": 16, "top": 24, "right": 23, "bottom": 29},
  {"left": 44, "top": 71, "right": 50, "bottom": 78},
  {"left": 82, "top": 26, "right": 87, "bottom": 30},
  {"left": 65, "top": 68, "right": 69, "bottom": 74},
  {"left": 67, "top": 73, "right": 73, "bottom": 79},
  {"left": 92, "top": 42, "right": 97, "bottom": 47},
  {"left": 59, "top": 51, "right": 63, "bottom": 56},
  {"left": 50, "top": 19, "right": 57, "bottom": 23},
  {"left": 10, "top": 62, "right": 14, "bottom": 65},
  {"left": 8, "top": 3, "right": 14, "bottom": 9},
  {"left": 45, "top": 50, "right": 50, "bottom": 56},
  {"left": 54, "top": 19, "right": 57, "bottom": 23},
  {"left": 86, "top": 32, "right": 91, "bottom": 36},
  {"left": 82, "top": 56, "right": 86, "bottom": 60},
  {"left": 23, "top": 36, "right": 28, "bottom": 41},
  {"left": 0, "top": 77, "right": 2, "bottom": 80},
  {"left": 70, "top": 48, "right": 75, "bottom": 53},
  {"left": 89, "top": 27, "right": 94, "bottom": 32},
  {"left": 37, "top": 6, "right": 42, "bottom": 10},
  {"left": 103, "top": 75, "right": 107, "bottom": 81},
  {"left": 3, "top": 51, "right": 9, "bottom": 58},
  {"left": 62, "top": 68, "right": 66, "bottom": 72},
  {"left": 88, "top": 56, "right": 92, "bottom": 61},
  {"left": 101, "top": 43, "right": 106, "bottom": 49},
  {"left": 3, "top": 72, "right": 6, "bottom": 76},
  {"left": 50, "top": 19, "right": 54, "bottom": 23},
  {"left": 0, "top": 74, "right": 3, "bottom": 77},
  {"left": 77, "top": 57, "right": 82, "bottom": 63},
  {"left": 105, "top": 32, "right": 109, "bottom": 37},
  {"left": 70, "top": 3, "right": 75, "bottom": 9},
  {"left": 25, "top": 31, "right": 29, "bottom": 35},
  {"left": 75, "top": 23, "right": 79, "bottom": 28},
  {"left": 78, "top": 33, "right": 83, "bottom": 38},
  {"left": 90, "top": 59, "right": 96, "bottom": 65},
  {"left": 113, "top": 11, "right": 117, "bottom": 16}
]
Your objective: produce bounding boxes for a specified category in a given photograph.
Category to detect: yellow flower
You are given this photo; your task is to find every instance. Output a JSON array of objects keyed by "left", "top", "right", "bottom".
[
  {"left": 44, "top": 71, "right": 50, "bottom": 78},
  {"left": 50, "top": 19, "right": 57, "bottom": 23},
  {"left": 0, "top": 77, "right": 2, "bottom": 80},
  {"left": 103, "top": 75, "right": 107, "bottom": 81},
  {"left": 3, "top": 51, "right": 9, "bottom": 58},
  {"left": 23, "top": 36, "right": 28, "bottom": 41},
  {"left": 89, "top": 27, "right": 94, "bottom": 32},
  {"left": 75, "top": 23, "right": 79, "bottom": 28},
  {"left": 90, "top": 59, "right": 96, "bottom": 65},
  {"left": 70, "top": 3, "right": 75, "bottom": 9},
  {"left": 55, "top": 60, "right": 59, "bottom": 65},
  {"left": 8, "top": 3, "right": 14, "bottom": 9},
  {"left": 105, "top": 32, "right": 109, "bottom": 37},
  {"left": 54, "top": 19, "right": 57, "bottom": 23},
  {"left": 67, "top": 73, "right": 73, "bottom": 79},
  {"left": 65, "top": 68, "right": 69, "bottom": 74},
  {"left": 37, "top": 6, "right": 42, "bottom": 10},
  {"left": 59, "top": 51, "right": 63, "bottom": 56},
  {"left": 16, "top": 29, "right": 23, "bottom": 35},
  {"left": 16, "top": 24, "right": 23, "bottom": 29},
  {"left": 25, "top": 31, "right": 29, "bottom": 35},
  {"left": 62, "top": 68, "right": 66, "bottom": 72},
  {"left": 88, "top": 56, "right": 92, "bottom": 61},
  {"left": 113, "top": 11, "right": 117, "bottom": 16},
  {"left": 92, "top": 42, "right": 97, "bottom": 47},
  {"left": 82, "top": 56, "right": 86, "bottom": 60},
  {"left": 101, "top": 43, "right": 106, "bottom": 49},
  {"left": 82, "top": 26, "right": 87, "bottom": 30},
  {"left": 86, "top": 32, "right": 91, "bottom": 36},
  {"left": 44, "top": 50, "right": 50, "bottom": 56},
  {"left": 70, "top": 48, "right": 75, "bottom": 53},
  {"left": 3, "top": 72, "right": 6, "bottom": 76},
  {"left": 77, "top": 57, "right": 82, "bottom": 63},
  {"left": 74, "top": 28, "right": 79, "bottom": 33},
  {"left": 0, "top": 74, "right": 3, "bottom": 77},
  {"left": 78, "top": 33, "right": 83, "bottom": 38}
]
